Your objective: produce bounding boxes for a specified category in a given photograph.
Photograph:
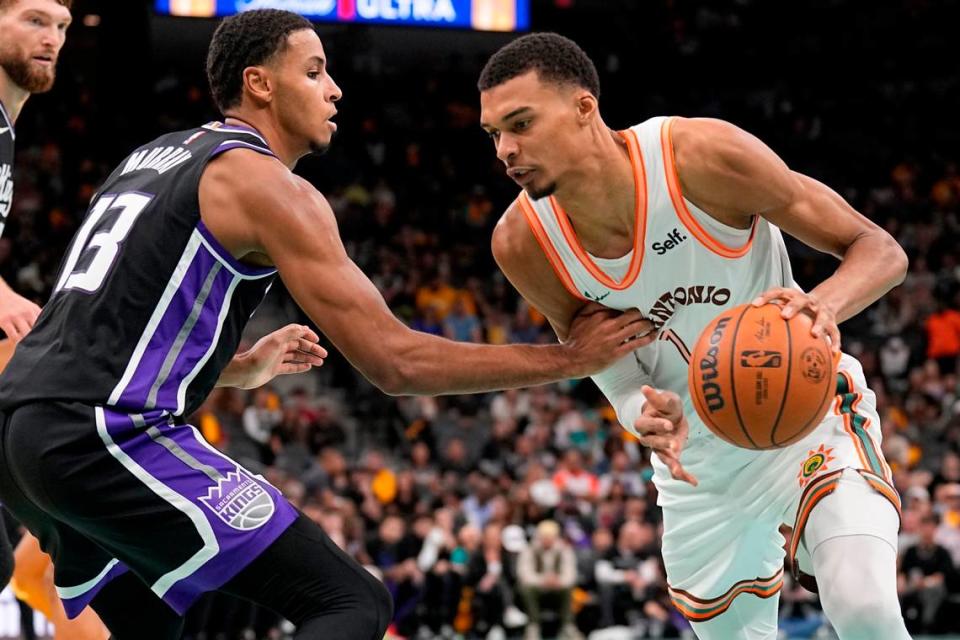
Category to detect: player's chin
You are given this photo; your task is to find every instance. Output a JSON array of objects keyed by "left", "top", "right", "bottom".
[
  {"left": 307, "top": 129, "right": 336, "bottom": 156},
  {"left": 524, "top": 180, "right": 557, "bottom": 201}
]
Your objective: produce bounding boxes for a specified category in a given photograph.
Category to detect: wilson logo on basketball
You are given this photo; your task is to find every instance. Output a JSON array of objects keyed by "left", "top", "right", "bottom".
[
  {"left": 800, "top": 347, "right": 828, "bottom": 384},
  {"left": 200, "top": 468, "right": 275, "bottom": 531},
  {"left": 739, "top": 350, "right": 783, "bottom": 368},
  {"left": 698, "top": 317, "right": 730, "bottom": 412}
]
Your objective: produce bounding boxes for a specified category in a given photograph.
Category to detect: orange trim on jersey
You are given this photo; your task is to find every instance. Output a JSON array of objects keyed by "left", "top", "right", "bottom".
[
  {"left": 546, "top": 128, "right": 648, "bottom": 290},
  {"left": 661, "top": 117, "right": 758, "bottom": 259},
  {"left": 668, "top": 571, "right": 783, "bottom": 622},
  {"left": 516, "top": 194, "right": 587, "bottom": 301},
  {"left": 857, "top": 469, "right": 903, "bottom": 525},
  {"left": 789, "top": 469, "right": 843, "bottom": 580},
  {"left": 837, "top": 370, "right": 892, "bottom": 481}
]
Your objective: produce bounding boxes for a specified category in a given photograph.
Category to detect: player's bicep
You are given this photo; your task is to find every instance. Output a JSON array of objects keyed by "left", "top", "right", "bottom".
[
  {"left": 763, "top": 172, "right": 883, "bottom": 260},
  {"left": 676, "top": 118, "right": 881, "bottom": 259}
]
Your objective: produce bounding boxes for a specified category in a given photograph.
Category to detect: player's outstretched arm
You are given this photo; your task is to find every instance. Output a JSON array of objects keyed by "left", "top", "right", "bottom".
[
  {"left": 200, "top": 150, "right": 650, "bottom": 396},
  {"left": 670, "top": 117, "right": 908, "bottom": 348}
]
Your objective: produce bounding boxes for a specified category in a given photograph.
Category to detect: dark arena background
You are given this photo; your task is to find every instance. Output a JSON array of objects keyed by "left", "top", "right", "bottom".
[{"left": 1, "top": 0, "right": 960, "bottom": 638}]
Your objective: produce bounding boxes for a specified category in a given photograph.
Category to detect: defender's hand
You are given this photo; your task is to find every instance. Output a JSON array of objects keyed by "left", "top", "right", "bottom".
[
  {"left": 631, "top": 385, "right": 698, "bottom": 486},
  {"left": 751, "top": 288, "right": 840, "bottom": 352},
  {"left": 563, "top": 304, "right": 656, "bottom": 378},
  {"left": 223, "top": 324, "right": 327, "bottom": 389},
  {"left": 0, "top": 288, "right": 41, "bottom": 343}
]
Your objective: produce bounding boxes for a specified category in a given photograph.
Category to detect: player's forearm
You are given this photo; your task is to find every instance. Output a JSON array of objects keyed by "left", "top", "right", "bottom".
[
  {"left": 385, "top": 335, "right": 578, "bottom": 396},
  {"left": 810, "top": 230, "right": 908, "bottom": 324}
]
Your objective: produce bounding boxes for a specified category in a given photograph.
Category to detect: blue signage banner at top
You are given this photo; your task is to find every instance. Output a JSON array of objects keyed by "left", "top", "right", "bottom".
[{"left": 155, "top": 0, "right": 530, "bottom": 32}]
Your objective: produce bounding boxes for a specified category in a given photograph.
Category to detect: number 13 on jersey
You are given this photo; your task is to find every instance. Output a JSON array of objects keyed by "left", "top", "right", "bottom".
[{"left": 55, "top": 191, "right": 153, "bottom": 294}]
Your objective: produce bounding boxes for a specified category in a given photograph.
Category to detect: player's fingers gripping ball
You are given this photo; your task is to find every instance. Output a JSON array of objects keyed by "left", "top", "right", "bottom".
[{"left": 687, "top": 302, "right": 837, "bottom": 450}]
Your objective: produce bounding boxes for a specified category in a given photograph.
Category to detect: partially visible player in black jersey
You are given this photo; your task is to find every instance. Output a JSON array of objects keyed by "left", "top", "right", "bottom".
[
  {"left": 0, "top": 0, "right": 71, "bottom": 605},
  {"left": 0, "top": 9, "right": 653, "bottom": 640},
  {"left": 0, "top": 0, "right": 71, "bottom": 350}
]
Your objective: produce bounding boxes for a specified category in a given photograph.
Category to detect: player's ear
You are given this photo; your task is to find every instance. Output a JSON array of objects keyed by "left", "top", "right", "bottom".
[
  {"left": 242, "top": 65, "right": 273, "bottom": 105},
  {"left": 575, "top": 91, "right": 598, "bottom": 123}
]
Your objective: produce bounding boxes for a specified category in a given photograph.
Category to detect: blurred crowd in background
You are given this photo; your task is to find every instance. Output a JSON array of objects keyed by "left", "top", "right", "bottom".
[{"left": 2, "top": 0, "right": 960, "bottom": 638}]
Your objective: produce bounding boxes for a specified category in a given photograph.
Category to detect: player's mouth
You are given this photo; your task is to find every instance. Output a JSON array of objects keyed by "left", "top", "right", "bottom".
[
  {"left": 32, "top": 55, "right": 54, "bottom": 66},
  {"left": 326, "top": 110, "right": 337, "bottom": 132},
  {"left": 507, "top": 167, "right": 535, "bottom": 185}
]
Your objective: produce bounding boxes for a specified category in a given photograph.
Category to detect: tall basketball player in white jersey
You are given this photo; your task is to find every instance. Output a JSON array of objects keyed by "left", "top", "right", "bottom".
[{"left": 479, "top": 34, "right": 910, "bottom": 639}]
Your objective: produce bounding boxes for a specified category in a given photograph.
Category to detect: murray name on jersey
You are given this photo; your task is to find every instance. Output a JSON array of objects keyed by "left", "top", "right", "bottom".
[{"left": 121, "top": 145, "right": 193, "bottom": 176}]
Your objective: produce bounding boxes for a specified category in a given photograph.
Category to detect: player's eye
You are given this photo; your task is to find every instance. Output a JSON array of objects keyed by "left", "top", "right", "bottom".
[
  {"left": 487, "top": 130, "right": 500, "bottom": 141},
  {"left": 307, "top": 71, "right": 320, "bottom": 79},
  {"left": 514, "top": 119, "right": 531, "bottom": 131},
  {"left": 30, "top": 16, "right": 44, "bottom": 26}
]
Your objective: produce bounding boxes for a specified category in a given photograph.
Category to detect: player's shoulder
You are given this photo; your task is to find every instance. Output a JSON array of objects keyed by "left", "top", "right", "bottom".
[
  {"left": 668, "top": 116, "right": 754, "bottom": 159},
  {"left": 201, "top": 144, "right": 329, "bottom": 224},
  {"left": 491, "top": 195, "right": 536, "bottom": 268}
]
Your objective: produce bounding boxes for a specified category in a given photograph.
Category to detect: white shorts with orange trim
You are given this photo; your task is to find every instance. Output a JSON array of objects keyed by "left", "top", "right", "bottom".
[{"left": 656, "top": 355, "right": 900, "bottom": 626}]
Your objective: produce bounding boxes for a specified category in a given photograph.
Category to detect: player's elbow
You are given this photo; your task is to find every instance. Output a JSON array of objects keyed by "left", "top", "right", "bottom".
[
  {"left": 370, "top": 350, "right": 424, "bottom": 396},
  {"left": 881, "top": 233, "right": 909, "bottom": 286},
  {"left": 370, "top": 363, "right": 410, "bottom": 396},
  {"left": 891, "top": 241, "right": 909, "bottom": 285}
]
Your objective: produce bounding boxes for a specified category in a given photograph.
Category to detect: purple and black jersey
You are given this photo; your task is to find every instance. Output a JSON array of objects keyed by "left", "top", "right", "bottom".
[{"left": 0, "top": 122, "right": 278, "bottom": 416}]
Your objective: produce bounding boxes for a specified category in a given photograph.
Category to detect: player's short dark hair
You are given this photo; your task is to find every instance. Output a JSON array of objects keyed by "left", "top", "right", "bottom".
[
  {"left": 0, "top": 0, "right": 72, "bottom": 11},
  {"left": 206, "top": 9, "right": 314, "bottom": 113},
  {"left": 478, "top": 32, "right": 600, "bottom": 98}
]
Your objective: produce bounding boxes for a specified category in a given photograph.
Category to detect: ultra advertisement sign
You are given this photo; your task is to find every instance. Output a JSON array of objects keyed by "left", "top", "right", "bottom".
[{"left": 155, "top": 0, "right": 530, "bottom": 32}]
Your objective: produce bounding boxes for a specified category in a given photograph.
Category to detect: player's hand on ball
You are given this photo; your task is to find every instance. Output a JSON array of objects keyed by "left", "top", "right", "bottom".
[
  {"left": 563, "top": 303, "right": 656, "bottom": 377},
  {"left": 0, "top": 288, "right": 41, "bottom": 343},
  {"left": 751, "top": 288, "right": 840, "bottom": 353},
  {"left": 632, "top": 385, "right": 698, "bottom": 486},
  {"left": 232, "top": 324, "right": 328, "bottom": 389}
]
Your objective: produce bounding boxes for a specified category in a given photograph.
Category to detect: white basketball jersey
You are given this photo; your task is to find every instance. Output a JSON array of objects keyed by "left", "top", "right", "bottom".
[{"left": 518, "top": 116, "right": 846, "bottom": 501}]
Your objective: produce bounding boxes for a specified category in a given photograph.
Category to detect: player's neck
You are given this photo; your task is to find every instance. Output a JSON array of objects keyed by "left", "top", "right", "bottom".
[
  {"left": 551, "top": 127, "right": 636, "bottom": 258},
  {"left": 223, "top": 113, "right": 302, "bottom": 169},
  {"left": 0, "top": 70, "right": 31, "bottom": 125}
]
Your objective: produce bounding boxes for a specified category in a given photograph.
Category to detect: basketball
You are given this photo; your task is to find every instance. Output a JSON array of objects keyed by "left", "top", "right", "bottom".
[{"left": 687, "top": 303, "right": 837, "bottom": 450}]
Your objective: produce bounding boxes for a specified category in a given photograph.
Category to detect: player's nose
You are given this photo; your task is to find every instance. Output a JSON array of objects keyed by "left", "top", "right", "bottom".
[
  {"left": 495, "top": 134, "right": 518, "bottom": 164},
  {"left": 328, "top": 75, "right": 342, "bottom": 103}
]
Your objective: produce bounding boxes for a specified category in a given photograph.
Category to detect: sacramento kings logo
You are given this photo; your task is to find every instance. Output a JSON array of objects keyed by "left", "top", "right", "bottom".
[{"left": 199, "top": 468, "right": 275, "bottom": 531}]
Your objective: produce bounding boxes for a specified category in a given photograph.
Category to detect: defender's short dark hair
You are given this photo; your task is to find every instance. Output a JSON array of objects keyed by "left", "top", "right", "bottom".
[
  {"left": 206, "top": 9, "right": 314, "bottom": 113},
  {"left": 478, "top": 32, "right": 600, "bottom": 98}
]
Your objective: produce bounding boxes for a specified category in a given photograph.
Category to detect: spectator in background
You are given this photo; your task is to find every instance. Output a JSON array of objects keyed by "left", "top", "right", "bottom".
[
  {"left": 899, "top": 512, "right": 956, "bottom": 633},
  {"left": 517, "top": 520, "right": 583, "bottom": 640},
  {"left": 595, "top": 521, "right": 667, "bottom": 633},
  {"left": 444, "top": 297, "right": 483, "bottom": 343},
  {"left": 934, "top": 483, "right": 960, "bottom": 567},
  {"left": 241, "top": 388, "right": 282, "bottom": 456},
  {"left": 553, "top": 449, "right": 600, "bottom": 511},
  {"left": 925, "top": 299, "right": 960, "bottom": 375},
  {"left": 466, "top": 522, "right": 515, "bottom": 640},
  {"left": 599, "top": 450, "right": 646, "bottom": 499}
]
